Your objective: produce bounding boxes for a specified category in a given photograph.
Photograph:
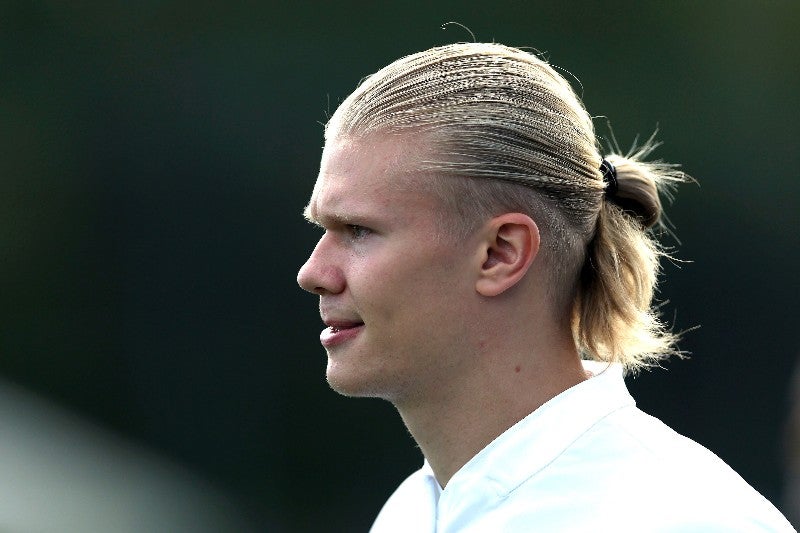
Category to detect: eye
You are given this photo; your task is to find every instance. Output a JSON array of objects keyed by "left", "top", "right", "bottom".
[{"left": 346, "top": 224, "right": 371, "bottom": 240}]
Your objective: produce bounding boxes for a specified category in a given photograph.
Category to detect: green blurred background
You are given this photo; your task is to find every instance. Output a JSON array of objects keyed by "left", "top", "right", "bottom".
[{"left": 2, "top": 1, "right": 799, "bottom": 530}]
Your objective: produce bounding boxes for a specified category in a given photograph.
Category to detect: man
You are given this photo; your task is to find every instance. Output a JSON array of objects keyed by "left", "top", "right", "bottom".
[{"left": 297, "top": 43, "right": 793, "bottom": 531}]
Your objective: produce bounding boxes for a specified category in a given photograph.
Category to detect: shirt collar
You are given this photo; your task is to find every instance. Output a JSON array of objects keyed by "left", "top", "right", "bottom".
[{"left": 439, "top": 361, "right": 635, "bottom": 508}]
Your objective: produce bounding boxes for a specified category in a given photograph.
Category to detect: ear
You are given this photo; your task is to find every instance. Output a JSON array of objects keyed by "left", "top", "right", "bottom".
[{"left": 475, "top": 213, "right": 540, "bottom": 297}]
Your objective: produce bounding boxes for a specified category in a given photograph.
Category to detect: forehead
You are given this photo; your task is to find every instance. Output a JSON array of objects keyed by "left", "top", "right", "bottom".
[{"left": 305, "top": 135, "right": 440, "bottom": 224}]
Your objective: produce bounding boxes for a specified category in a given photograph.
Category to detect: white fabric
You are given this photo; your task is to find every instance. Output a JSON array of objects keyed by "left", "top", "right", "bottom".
[{"left": 371, "top": 361, "right": 795, "bottom": 532}]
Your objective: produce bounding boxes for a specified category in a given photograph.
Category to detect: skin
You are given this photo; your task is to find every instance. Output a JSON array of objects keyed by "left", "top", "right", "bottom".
[{"left": 297, "top": 133, "right": 587, "bottom": 487}]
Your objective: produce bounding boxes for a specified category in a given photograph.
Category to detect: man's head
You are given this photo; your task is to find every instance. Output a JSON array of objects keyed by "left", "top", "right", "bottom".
[
  {"left": 297, "top": 133, "right": 543, "bottom": 403},
  {"left": 298, "top": 43, "right": 683, "bottom": 400},
  {"left": 324, "top": 43, "right": 604, "bottom": 299}
]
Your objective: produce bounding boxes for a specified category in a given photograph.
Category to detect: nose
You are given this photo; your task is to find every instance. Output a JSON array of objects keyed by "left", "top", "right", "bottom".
[{"left": 297, "top": 235, "right": 346, "bottom": 295}]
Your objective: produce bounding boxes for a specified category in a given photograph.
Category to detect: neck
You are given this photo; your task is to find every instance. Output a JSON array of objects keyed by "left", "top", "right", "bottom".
[{"left": 394, "top": 323, "right": 586, "bottom": 488}]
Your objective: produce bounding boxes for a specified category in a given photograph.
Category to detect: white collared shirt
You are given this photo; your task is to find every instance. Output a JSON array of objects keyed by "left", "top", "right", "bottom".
[{"left": 371, "top": 361, "right": 794, "bottom": 532}]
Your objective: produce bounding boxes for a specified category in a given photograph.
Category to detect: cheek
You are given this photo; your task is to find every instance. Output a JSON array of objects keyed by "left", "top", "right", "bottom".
[
  {"left": 348, "top": 236, "right": 470, "bottom": 320},
  {"left": 384, "top": 260, "right": 464, "bottom": 322}
]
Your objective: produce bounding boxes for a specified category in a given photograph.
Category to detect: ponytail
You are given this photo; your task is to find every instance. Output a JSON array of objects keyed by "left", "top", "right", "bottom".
[{"left": 575, "top": 140, "right": 687, "bottom": 372}]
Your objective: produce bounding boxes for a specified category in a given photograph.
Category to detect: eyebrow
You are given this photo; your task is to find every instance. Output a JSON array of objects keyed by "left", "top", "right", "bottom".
[{"left": 302, "top": 204, "right": 359, "bottom": 229}]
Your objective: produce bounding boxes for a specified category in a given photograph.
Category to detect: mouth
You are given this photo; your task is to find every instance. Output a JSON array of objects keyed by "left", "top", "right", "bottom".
[
  {"left": 327, "top": 321, "right": 364, "bottom": 332},
  {"left": 320, "top": 320, "right": 365, "bottom": 347}
]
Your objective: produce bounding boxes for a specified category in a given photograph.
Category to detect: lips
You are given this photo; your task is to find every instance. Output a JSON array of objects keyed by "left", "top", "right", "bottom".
[
  {"left": 326, "top": 320, "right": 363, "bottom": 330},
  {"left": 320, "top": 319, "right": 365, "bottom": 348}
]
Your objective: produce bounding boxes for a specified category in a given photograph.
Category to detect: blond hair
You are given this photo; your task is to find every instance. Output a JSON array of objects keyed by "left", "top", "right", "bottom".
[{"left": 325, "top": 43, "right": 687, "bottom": 373}]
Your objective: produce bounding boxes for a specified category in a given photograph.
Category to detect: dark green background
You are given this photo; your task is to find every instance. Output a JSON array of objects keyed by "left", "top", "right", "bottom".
[{"left": 2, "top": 1, "right": 799, "bottom": 530}]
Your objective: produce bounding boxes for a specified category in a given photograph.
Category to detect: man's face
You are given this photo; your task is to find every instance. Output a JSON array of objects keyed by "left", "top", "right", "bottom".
[{"left": 297, "top": 135, "right": 479, "bottom": 403}]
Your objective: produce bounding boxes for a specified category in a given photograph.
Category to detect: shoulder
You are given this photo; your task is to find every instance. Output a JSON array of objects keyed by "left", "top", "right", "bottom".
[{"left": 501, "top": 405, "right": 794, "bottom": 531}]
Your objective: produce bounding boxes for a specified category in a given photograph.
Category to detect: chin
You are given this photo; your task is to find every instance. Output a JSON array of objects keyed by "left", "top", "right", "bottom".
[
  {"left": 325, "top": 359, "right": 394, "bottom": 399},
  {"left": 326, "top": 370, "right": 378, "bottom": 398}
]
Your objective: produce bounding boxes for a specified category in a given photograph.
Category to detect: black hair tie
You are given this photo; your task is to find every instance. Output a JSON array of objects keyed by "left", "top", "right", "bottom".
[{"left": 600, "top": 159, "right": 618, "bottom": 197}]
